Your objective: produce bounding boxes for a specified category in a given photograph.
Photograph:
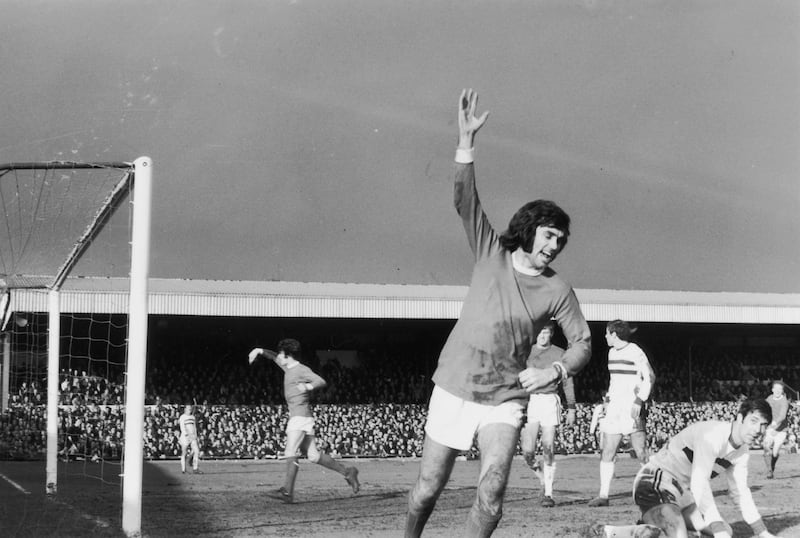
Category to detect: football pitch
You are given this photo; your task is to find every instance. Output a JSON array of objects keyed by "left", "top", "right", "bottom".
[{"left": 1, "top": 454, "right": 799, "bottom": 537}]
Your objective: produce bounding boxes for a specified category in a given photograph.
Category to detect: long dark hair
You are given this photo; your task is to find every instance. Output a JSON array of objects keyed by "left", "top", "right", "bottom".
[{"left": 498, "top": 199, "right": 570, "bottom": 252}]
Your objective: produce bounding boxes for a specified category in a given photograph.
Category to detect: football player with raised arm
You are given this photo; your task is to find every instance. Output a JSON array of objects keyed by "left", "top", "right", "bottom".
[{"left": 248, "top": 338, "right": 359, "bottom": 503}]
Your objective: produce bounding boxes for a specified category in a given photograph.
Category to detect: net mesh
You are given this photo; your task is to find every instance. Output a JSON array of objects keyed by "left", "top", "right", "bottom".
[
  {"left": 0, "top": 162, "right": 133, "bottom": 287},
  {"left": 0, "top": 161, "right": 135, "bottom": 491}
]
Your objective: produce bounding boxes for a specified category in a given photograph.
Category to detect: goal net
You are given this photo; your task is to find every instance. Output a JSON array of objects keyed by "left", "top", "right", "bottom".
[{"left": 0, "top": 158, "right": 152, "bottom": 536}]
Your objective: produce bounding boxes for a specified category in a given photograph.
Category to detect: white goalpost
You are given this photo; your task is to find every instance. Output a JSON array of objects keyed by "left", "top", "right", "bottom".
[{"left": 0, "top": 157, "right": 152, "bottom": 537}]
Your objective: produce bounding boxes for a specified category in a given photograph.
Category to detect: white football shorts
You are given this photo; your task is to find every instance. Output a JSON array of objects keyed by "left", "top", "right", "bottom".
[
  {"left": 526, "top": 393, "right": 562, "bottom": 428},
  {"left": 424, "top": 385, "right": 524, "bottom": 451}
]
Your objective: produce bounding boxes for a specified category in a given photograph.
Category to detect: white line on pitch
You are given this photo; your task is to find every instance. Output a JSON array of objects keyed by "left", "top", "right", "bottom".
[{"left": 0, "top": 472, "right": 31, "bottom": 494}]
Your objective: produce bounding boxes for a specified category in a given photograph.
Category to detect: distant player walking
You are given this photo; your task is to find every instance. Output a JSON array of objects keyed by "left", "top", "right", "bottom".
[
  {"left": 589, "top": 320, "right": 654, "bottom": 507},
  {"left": 763, "top": 380, "right": 790, "bottom": 479},
  {"left": 520, "top": 322, "right": 577, "bottom": 507},
  {"left": 178, "top": 403, "right": 202, "bottom": 474},
  {"left": 248, "top": 338, "right": 359, "bottom": 503},
  {"left": 592, "top": 399, "right": 782, "bottom": 538}
]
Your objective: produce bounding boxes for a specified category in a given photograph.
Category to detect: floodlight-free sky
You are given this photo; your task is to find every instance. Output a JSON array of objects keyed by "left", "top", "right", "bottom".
[{"left": 1, "top": 0, "right": 798, "bottom": 293}]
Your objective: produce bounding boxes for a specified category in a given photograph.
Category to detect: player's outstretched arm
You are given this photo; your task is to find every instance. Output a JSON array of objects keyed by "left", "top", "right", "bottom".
[
  {"left": 457, "top": 88, "right": 489, "bottom": 150},
  {"left": 248, "top": 348, "right": 277, "bottom": 364}
]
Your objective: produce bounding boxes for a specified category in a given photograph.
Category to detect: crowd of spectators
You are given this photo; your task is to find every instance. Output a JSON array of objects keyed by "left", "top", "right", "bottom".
[
  {"left": 3, "top": 397, "right": 799, "bottom": 462},
  {"left": 1, "top": 343, "right": 799, "bottom": 462}
]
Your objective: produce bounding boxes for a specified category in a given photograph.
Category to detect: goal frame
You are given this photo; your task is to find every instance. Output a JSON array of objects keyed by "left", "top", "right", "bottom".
[{"left": 0, "top": 157, "right": 152, "bottom": 537}]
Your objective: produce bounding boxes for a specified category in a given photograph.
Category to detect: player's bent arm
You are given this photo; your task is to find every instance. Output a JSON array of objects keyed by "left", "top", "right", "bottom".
[
  {"left": 637, "top": 354, "right": 654, "bottom": 402},
  {"left": 248, "top": 348, "right": 277, "bottom": 364},
  {"left": 306, "top": 371, "right": 328, "bottom": 391},
  {"left": 552, "top": 290, "right": 591, "bottom": 377}
]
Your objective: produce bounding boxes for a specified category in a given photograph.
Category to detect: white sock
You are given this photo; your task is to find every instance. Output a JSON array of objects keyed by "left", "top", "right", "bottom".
[
  {"left": 543, "top": 463, "right": 555, "bottom": 497},
  {"left": 599, "top": 461, "right": 614, "bottom": 498}
]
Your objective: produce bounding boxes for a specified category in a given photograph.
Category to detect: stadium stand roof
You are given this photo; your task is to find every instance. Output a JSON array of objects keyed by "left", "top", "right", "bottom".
[{"left": 5, "top": 277, "right": 800, "bottom": 324}]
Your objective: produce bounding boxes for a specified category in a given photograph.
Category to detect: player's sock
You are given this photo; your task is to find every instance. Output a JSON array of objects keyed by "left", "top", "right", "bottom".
[
  {"left": 599, "top": 461, "right": 614, "bottom": 498},
  {"left": 284, "top": 457, "right": 300, "bottom": 495},
  {"left": 464, "top": 505, "right": 501, "bottom": 538},
  {"left": 543, "top": 462, "right": 555, "bottom": 497},
  {"left": 771, "top": 454, "right": 778, "bottom": 472},
  {"left": 316, "top": 452, "right": 348, "bottom": 475},
  {"left": 405, "top": 506, "right": 433, "bottom": 537},
  {"left": 601, "top": 524, "right": 663, "bottom": 537}
]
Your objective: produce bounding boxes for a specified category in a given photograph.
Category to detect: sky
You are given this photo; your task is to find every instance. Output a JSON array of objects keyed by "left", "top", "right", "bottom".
[{"left": 1, "top": 0, "right": 798, "bottom": 293}]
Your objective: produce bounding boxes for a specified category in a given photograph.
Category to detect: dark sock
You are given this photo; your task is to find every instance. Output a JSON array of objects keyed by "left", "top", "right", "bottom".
[{"left": 464, "top": 506, "right": 501, "bottom": 538}]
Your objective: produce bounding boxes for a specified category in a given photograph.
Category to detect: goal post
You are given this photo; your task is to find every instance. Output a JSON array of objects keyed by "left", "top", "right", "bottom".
[
  {"left": 0, "top": 157, "right": 152, "bottom": 537},
  {"left": 121, "top": 156, "right": 153, "bottom": 536}
]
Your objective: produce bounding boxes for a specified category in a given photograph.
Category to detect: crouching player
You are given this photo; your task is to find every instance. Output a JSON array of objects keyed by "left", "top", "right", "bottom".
[
  {"left": 591, "top": 399, "right": 782, "bottom": 538},
  {"left": 249, "top": 338, "right": 360, "bottom": 503}
]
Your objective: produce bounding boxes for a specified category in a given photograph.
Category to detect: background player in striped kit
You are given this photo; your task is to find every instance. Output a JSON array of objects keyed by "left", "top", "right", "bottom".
[
  {"left": 178, "top": 402, "right": 202, "bottom": 474},
  {"left": 589, "top": 320, "right": 655, "bottom": 507},
  {"left": 248, "top": 338, "right": 360, "bottom": 504},
  {"left": 520, "top": 321, "right": 576, "bottom": 507},
  {"left": 763, "top": 380, "right": 790, "bottom": 479}
]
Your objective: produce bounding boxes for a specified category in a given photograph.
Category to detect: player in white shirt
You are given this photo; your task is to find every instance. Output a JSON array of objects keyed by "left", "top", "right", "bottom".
[
  {"left": 589, "top": 320, "right": 655, "bottom": 507},
  {"left": 178, "top": 403, "right": 202, "bottom": 474},
  {"left": 590, "top": 399, "right": 782, "bottom": 538}
]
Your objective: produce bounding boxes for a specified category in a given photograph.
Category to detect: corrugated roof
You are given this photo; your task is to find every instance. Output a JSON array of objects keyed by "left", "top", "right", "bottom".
[{"left": 5, "top": 277, "right": 800, "bottom": 323}]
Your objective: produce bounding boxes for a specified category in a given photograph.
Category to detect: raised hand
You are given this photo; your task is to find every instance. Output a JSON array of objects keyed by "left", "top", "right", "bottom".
[{"left": 458, "top": 88, "right": 490, "bottom": 149}]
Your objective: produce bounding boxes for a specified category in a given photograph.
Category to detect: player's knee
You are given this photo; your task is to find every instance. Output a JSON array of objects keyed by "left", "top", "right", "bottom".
[
  {"left": 306, "top": 446, "right": 321, "bottom": 463},
  {"left": 523, "top": 451, "right": 536, "bottom": 468},
  {"left": 476, "top": 465, "right": 508, "bottom": 515},
  {"left": 409, "top": 478, "right": 441, "bottom": 510},
  {"left": 542, "top": 444, "right": 554, "bottom": 461},
  {"left": 643, "top": 503, "right": 684, "bottom": 536}
]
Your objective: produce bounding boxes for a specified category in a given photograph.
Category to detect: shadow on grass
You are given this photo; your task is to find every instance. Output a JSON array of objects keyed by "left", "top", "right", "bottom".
[{"left": 0, "top": 459, "right": 207, "bottom": 537}]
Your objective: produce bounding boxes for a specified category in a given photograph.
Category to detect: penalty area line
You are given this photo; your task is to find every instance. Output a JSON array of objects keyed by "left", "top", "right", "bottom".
[{"left": 0, "top": 472, "right": 31, "bottom": 494}]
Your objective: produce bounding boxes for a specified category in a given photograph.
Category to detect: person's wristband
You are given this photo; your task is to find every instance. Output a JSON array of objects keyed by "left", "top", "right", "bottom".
[
  {"left": 455, "top": 147, "right": 475, "bottom": 164},
  {"left": 304, "top": 383, "right": 314, "bottom": 392}
]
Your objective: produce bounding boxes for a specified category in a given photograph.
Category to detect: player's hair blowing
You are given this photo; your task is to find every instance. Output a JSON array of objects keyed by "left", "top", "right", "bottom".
[
  {"left": 739, "top": 398, "right": 772, "bottom": 424},
  {"left": 277, "top": 338, "right": 302, "bottom": 360},
  {"left": 499, "top": 200, "right": 570, "bottom": 253}
]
